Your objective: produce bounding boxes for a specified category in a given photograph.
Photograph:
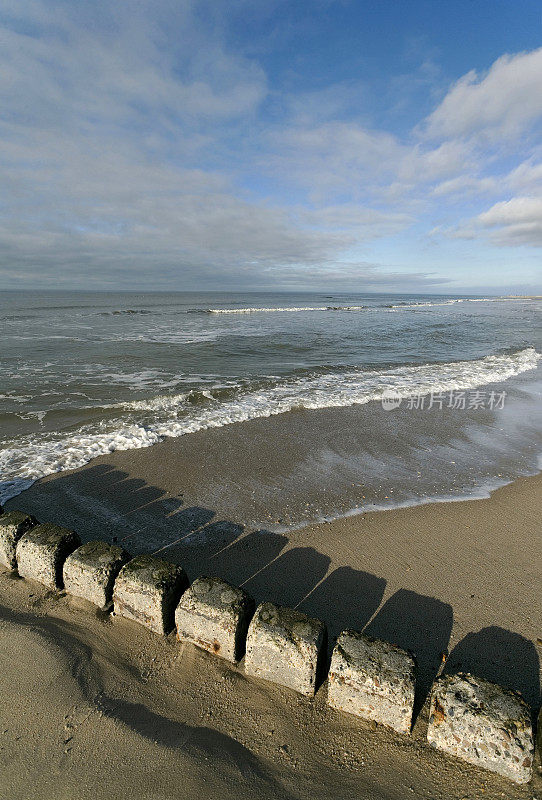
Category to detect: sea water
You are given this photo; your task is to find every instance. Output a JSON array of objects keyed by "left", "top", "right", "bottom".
[{"left": 1, "top": 291, "right": 541, "bottom": 519}]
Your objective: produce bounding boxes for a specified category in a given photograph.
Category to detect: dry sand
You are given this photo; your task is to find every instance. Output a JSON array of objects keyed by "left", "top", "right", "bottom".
[{"left": 1, "top": 421, "right": 542, "bottom": 799}]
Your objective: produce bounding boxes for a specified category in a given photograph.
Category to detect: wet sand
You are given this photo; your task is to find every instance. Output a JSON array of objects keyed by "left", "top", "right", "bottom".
[{"left": 2, "top": 418, "right": 542, "bottom": 798}]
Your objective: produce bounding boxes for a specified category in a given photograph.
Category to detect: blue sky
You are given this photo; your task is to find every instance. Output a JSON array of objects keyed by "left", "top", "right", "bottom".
[{"left": 1, "top": 0, "right": 541, "bottom": 293}]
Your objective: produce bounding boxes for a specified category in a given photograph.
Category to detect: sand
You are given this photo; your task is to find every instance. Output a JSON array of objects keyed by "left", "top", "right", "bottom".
[
  {"left": 0, "top": 567, "right": 539, "bottom": 800},
  {"left": 2, "top": 418, "right": 542, "bottom": 798}
]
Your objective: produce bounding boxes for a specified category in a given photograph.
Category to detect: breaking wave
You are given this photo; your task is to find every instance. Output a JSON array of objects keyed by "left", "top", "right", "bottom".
[
  {"left": 196, "top": 298, "right": 538, "bottom": 314},
  {"left": 0, "top": 347, "right": 539, "bottom": 503},
  {"left": 389, "top": 297, "right": 536, "bottom": 309},
  {"left": 206, "top": 305, "right": 367, "bottom": 313}
]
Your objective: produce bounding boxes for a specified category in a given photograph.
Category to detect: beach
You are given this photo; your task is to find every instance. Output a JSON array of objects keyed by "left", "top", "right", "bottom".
[
  {"left": 2, "top": 293, "right": 541, "bottom": 796},
  {"left": 2, "top": 418, "right": 541, "bottom": 799},
  {"left": 3, "top": 3, "right": 542, "bottom": 796}
]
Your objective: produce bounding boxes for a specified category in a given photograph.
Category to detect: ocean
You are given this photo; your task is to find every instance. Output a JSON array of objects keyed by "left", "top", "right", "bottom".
[{"left": 1, "top": 291, "right": 541, "bottom": 523}]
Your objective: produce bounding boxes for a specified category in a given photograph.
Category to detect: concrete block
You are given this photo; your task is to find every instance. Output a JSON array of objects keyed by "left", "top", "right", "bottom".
[
  {"left": 113, "top": 554, "right": 188, "bottom": 634},
  {"left": 328, "top": 630, "right": 415, "bottom": 734},
  {"left": 63, "top": 540, "right": 130, "bottom": 608},
  {"left": 175, "top": 576, "right": 254, "bottom": 662},
  {"left": 427, "top": 672, "right": 533, "bottom": 784},
  {"left": 244, "top": 602, "right": 326, "bottom": 696},
  {"left": 0, "top": 511, "right": 38, "bottom": 570},
  {"left": 15, "top": 523, "right": 81, "bottom": 589}
]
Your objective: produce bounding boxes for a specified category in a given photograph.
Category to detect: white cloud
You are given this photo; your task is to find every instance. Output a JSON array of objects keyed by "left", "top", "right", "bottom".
[
  {"left": 476, "top": 197, "right": 542, "bottom": 246},
  {"left": 432, "top": 175, "right": 496, "bottom": 198},
  {"left": 506, "top": 160, "right": 542, "bottom": 193},
  {"left": 1, "top": 2, "right": 540, "bottom": 289},
  {"left": 439, "top": 196, "right": 542, "bottom": 247},
  {"left": 424, "top": 48, "right": 542, "bottom": 141},
  {"left": 0, "top": 6, "right": 267, "bottom": 130},
  {"left": 263, "top": 120, "right": 475, "bottom": 205},
  {"left": 1, "top": 1, "right": 447, "bottom": 290},
  {"left": 267, "top": 122, "right": 403, "bottom": 195},
  {"left": 300, "top": 204, "right": 411, "bottom": 237},
  {"left": 397, "top": 139, "right": 473, "bottom": 183},
  {"left": 430, "top": 158, "right": 542, "bottom": 201}
]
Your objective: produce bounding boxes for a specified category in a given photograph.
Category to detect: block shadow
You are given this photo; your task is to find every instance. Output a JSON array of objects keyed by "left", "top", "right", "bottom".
[
  {"left": 444, "top": 625, "right": 541, "bottom": 712},
  {"left": 11, "top": 461, "right": 540, "bottom": 719},
  {"left": 363, "top": 589, "right": 453, "bottom": 721},
  {"left": 242, "top": 546, "right": 331, "bottom": 608},
  {"left": 300, "top": 566, "right": 386, "bottom": 654}
]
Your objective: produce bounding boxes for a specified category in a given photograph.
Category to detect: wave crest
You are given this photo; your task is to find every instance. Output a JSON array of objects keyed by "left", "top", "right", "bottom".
[
  {"left": 207, "top": 305, "right": 366, "bottom": 314},
  {"left": 1, "top": 347, "right": 539, "bottom": 503}
]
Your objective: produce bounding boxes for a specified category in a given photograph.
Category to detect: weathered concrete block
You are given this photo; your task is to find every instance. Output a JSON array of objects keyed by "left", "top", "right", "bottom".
[
  {"left": 328, "top": 630, "right": 416, "bottom": 734},
  {"left": 244, "top": 602, "right": 326, "bottom": 696},
  {"left": 0, "top": 511, "right": 38, "bottom": 570},
  {"left": 427, "top": 672, "right": 533, "bottom": 784},
  {"left": 15, "top": 523, "right": 81, "bottom": 589},
  {"left": 63, "top": 540, "right": 130, "bottom": 608},
  {"left": 175, "top": 576, "right": 254, "bottom": 662},
  {"left": 113, "top": 554, "right": 188, "bottom": 635}
]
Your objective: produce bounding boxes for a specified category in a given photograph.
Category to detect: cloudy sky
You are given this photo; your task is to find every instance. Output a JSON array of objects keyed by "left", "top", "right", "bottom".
[{"left": 2, "top": 0, "right": 542, "bottom": 293}]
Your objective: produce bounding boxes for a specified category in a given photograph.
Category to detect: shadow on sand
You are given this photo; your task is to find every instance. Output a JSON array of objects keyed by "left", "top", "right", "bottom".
[
  {"left": 9, "top": 462, "right": 541, "bottom": 716},
  {"left": 364, "top": 589, "right": 453, "bottom": 720},
  {"left": 444, "top": 625, "right": 541, "bottom": 713}
]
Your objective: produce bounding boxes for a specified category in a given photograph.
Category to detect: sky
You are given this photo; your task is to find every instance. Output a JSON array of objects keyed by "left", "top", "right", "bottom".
[{"left": 1, "top": 0, "right": 542, "bottom": 294}]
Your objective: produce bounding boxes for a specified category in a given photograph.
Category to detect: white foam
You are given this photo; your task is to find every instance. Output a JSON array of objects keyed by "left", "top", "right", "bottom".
[
  {"left": 103, "top": 329, "right": 224, "bottom": 344},
  {"left": 391, "top": 297, "right": 534, "bottom": 309},
  {"left": 1, "top": 347, "right": 540, "bottom": 503},
  {"left": 208, "top": 305, "right": 366, "bottom": 313},
  {"left": 207, "top": 298, "right": 537, "bottom": 313}
]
